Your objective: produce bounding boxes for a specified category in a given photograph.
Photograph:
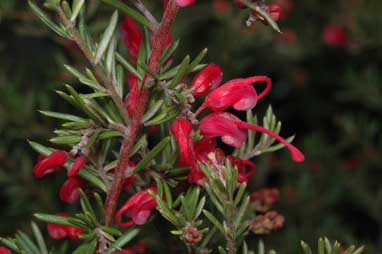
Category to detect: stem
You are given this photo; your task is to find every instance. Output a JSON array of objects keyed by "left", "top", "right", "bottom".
[
  {"left": 227, "top": 236, "right": 237, "bottom": 254},
  {"left": 104, "top": 0, "right": 179, "bottom": 226},
  {"left": 57, "top": 7, "right": 130, "bottom": 124}
]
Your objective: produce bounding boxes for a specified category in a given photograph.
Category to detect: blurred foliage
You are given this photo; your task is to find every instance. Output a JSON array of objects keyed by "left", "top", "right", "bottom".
[{"left": 0, "top": 0, "right": 381, "bottom": 253}]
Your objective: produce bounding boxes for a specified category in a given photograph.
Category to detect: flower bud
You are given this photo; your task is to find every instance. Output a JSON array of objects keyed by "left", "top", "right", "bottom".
[
  {"left": 250, "top": 188, "right": 280, "bottom": 212},
  {"left": 33, "top": 150, "right": 67, "bottom": 178},
  {"left": 322, "top": 24, "right": 347, "bottom": 47},
  {"left": 251, "top": 211, "right": 284, "bottom": 234},
  {"left": 59, "top": 176, "right": 86, "bottom": 204},
  {"left": 191, "top": 64, "right": 223, "bottom": 96}
]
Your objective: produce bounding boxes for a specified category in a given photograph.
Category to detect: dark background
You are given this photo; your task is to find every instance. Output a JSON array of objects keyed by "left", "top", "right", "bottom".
[{"left": 0, "top": 0, "right": 381, "bottom": 252}]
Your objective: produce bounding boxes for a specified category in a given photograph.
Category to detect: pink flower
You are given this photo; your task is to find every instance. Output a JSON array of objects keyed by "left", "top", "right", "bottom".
[
  {"left": 33, "top": 150, "right": 67, "bottom": 178},
  {"left": 0, "top": 247, "right": 10, "bottom": 254},
  {"left": 191, "top": 64, "right": 223, "bottom": 97},
  {"left": 47, "top": 213, "right": 83, "bottom": 240},
  {"left": 199, "top": 112, "right": 305, "bottom": 162},
  {"left": 120, "top": 15, "right": 143, "bottom": 63},
  {"left": 199, "top": 112, "right": 247, "bottom": 148},
  {"left": 176, "top": 0, "right": 196, "bottom": 7},
  {"left": 59, "top": 176, "right": 86, "bottom": 204},
  {"left": 195, "top": 76, "right": 272, "bottom": 115},
  {"left": 125, "top": 73, "right": 140, "bottom": 116},
  {"left": 251, "top": 211, "right": 284, "bottom": 234},
  {"left": 115, "top": 187, "right": 157, "bottom": 228},
  {"left": 67, "top": 155, "right": 87, "bottom": 177},
  {"left": 322, "top": 24, "right": 347, "bottom": 47}
]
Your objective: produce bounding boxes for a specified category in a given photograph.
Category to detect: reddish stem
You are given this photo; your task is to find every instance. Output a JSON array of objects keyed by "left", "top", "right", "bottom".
[{"left": 104, "top": 0, "right": 179, "bottom": 226}]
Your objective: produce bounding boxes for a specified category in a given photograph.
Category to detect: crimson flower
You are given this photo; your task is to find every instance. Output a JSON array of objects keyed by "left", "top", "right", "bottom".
[
  {"left": 191, "top": 64, "right": 223, "bottom": 96},
  {"left": 170, "top": 117, "right": 195, "bottom": 167},
  {"left": 267, "top": 5, "right": 282, "bottom": 22},
  {"left": 199, "top": 112, "right": 305, "bottom": 162},
  {"left": 227, "top": 156, "right": 256, "bottom": 183},
  {"left": 47, "top": 213, "right": 83, "bottom": 240},
  {"left": 0, "top": 247, "right": 10, "bottom": 254},
  {"left": 176, "top": 0, "right": 196, "bottom": 7},
  {"left": 59, "top": 176, "right": 86, "bottom": 204},
  {"left": 322, "top": 24, "right": 347, "bottom": 47},
  {"left": 33, "top": 150, "right": 67, "bottom": 178},
  {"left": 67, "top": 155, "right": 87, "bottom": 177},
  {"left": 195, "top": 76, "right": 272, "bottom": 115},
  {"left": 115, "top": 187, "right": 157, "bottom": 228},
  {"left": 235, "top": 0, "right": 247, "bottom": 9},
  {"left": 120, "top": 15, "right": 143, "bottom": 63},
  {"left": 125, "top": 73, "right": 140, "bottom": 116}
]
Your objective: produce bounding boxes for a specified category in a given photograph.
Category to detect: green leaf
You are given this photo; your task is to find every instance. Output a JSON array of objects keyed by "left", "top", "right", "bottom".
[
  {"left": 39, "top": 110, "right": 87, "bottom": 122},
  {"left": 16, "top": 231, "right": 40, "bottom": 254},
  {"left": 301, "top": 241, "right": 313, "bottom": 254},
  {"left": 235, "top": 195, "right": 250, "bottom": 226},
  {"left": 50, "top": 135, "right": 81, "bottom": 144},
  {"left": 28, "top": 141, "right": 52, "bottom": 155},
  {"left": 94, "top": 192, "right": 106, "bottom": 223},
  {"left": 31, "top": 222, "right": 48, "bottom": 254},
  {"left": 78, "top": 169, "right": 107, "bottom": 192},
  {"left": 100, "top": 0, "right": 151, "bottom": 29},
  {"left": 168, "top": 55, "right": 190, "bottom": 89},
  {"left": 189, "top": 48, "right": 208, "bottom": 71},
  {"left": 115, "top": 53, "right": 144, "bottom": 80},
  {"left": 70, "top": 0, "right": 85, "bottom": 22},
  {"left": 141, "top": 100, "right": 164, "bottom": 123},
  {"left": 95, "top": 11, "right": 119, "bottom": 64},
  {"left": 203, "top": 210, "right": 225, "bottom": 234},
  {"left": 79, "top": 190, "right": 96, "bottom": 220},
  {"left": 28, "top": 0, "right": 69, "bottom": 37},
  {"left": 73, "top": 240, "right": 97, "bottom": 254},
  {"left": 34, "top": 213, "right": 75, "bottom": 226},
  {"left": 0, "top": 238, "right": 19, "bottom": 252},
  {"left": 133, "top": 137, "right": 171, "bottom": 173},
  {"left": 109, "top": 228, "right": 140, "bottom": 253}
]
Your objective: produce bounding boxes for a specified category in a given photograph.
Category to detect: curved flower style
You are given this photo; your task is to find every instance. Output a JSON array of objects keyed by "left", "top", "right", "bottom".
[
  {"left": 115, "top": 187, "right": 157, "bottom": 228},
  {"left": 33, "top": 150, "right": 67, "bottom": 178},
  {"left": 47, "top": 213, "right": 83, "bottom": 240},
  {"left": 195, "top": 76, "right": 272, "bottom": 115},
  {"left": 0, "top": 247, "right": 10, "bottom": 254},
  {"left": 199, "top": 112, "right": 305, "bottom": 162},
  {"left": 67, "top": 155, "right": 87, "bottom": 177},
  {"left": 59, "top": 176, "right": 86, "bottom": 204},
  {"left": 191, "top": 64, "right": 223, "bottom": 96},
  {"left": 120, "top": 15, "right": 143, "bottom": 63}
]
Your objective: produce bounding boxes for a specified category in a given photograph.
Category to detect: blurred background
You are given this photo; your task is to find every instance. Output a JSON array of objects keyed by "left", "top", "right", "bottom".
[{"left": 0, "top": 0, "right": 381, "bottom": 253}]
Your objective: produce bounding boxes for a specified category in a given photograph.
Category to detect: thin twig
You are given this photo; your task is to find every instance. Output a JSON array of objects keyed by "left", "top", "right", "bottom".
[{"left": 57, "top": 7, "right": 130, "bottom": 124}]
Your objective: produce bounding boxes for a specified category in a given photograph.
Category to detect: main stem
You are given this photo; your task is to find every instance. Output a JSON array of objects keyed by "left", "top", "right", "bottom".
[{"left": 104, "top": 0, "right": 179, "bottom": 226}]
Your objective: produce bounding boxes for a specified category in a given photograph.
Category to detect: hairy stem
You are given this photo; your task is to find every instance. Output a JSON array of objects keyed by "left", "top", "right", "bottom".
[
  {"left": 104, "top": 0, "right": 179, "bottom": 226},
  {"left": 57, "top": 7, "right": 130, "bottom": 124}
]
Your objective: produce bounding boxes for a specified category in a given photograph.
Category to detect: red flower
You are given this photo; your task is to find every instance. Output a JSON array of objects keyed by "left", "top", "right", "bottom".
[
  {"left": 322, "top": 24, "right": 347, "bottom": 47},
  {"left": 199, "top": 112, "right": 304, "bottom": 162},
  {"left": 125, "top": 73, "right": 140, "bottom": 116},
  {"left": 191, "top": 64, "right": 223, "bottom": 97},
  {"left": 267, "top": 5, "right": 282, "bottom": 22},
  {"left": 195, "top": 76, "right": 272, "bottom": 115},
  {"left": 170, "top": 117, "right": 195, "bottom": 167},
  {"left": 0, "top": 247, "right": 10, "bottom": 254},
  {"left": 115, "top": 187, "right": 157, "bottom": 228},
  {"left": 114, "top": 240, "right": 147, "bottom": 254},
  {"left": 67, "top": 155, "right": 87, "bottom": 177},
  {"left": 272, "top": 0, "right": 293, "bottom": 20},
  {"left": 235, "top": 0, "right": 247, "bottom": 9},
  {"left": 250, "top": 188, "right": 280, "bottom": 212},
  {"left": 33, "top": 150, "right": 67, "bottom": 178},
  {"left": 120, "top": 15, "right": 143, "bottom": 63},
  {"left": 212, "top": 0, "right": 231, "bottom": 13},
  {"left": 59, "top": 176, "right": 86, "bottom": 204},
  {"left": 227, "top": 156, "right": 256, "bottom": 183},
  {"left": 47, "top": 213, "right": 83, "bottom": 240},
  {"left": 176, "top": 0, "right": 196, "bottom": 7},
  {"left": 199, "top": 112, "right": 247, "bottom": 148}
]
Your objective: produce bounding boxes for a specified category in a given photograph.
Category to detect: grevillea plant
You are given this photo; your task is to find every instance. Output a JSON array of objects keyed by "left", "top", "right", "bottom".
[{"left": 0, "top": 0, "right": 365, "bottom": 254}]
